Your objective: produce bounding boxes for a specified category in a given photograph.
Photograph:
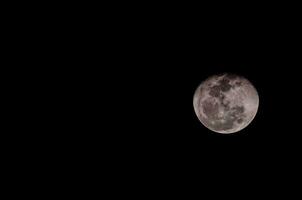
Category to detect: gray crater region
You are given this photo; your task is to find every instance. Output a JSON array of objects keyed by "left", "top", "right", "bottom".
[{"left": 193, "top": 73, "right": 259, "bottom": 134}]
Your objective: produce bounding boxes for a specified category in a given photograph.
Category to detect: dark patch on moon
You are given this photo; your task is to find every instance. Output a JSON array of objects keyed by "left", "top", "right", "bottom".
[
  {"left": 220, "top": 83, "right": 232, "bottom": 92},
  {"left": 208, "top": 77, "right": 232, "bottom": 98},
  {"left": 233, "top": 106, "right": 245, "bottom": 114},
  {"left": 218, "top": 78, "right": 232, "bottom": 92},
  {"left": 208, "top": 85, "right": 220, "bottom": 97},
  {"left": 224, "top": 106, "right": 230, "bottom": 111},
  {"left": 237, "top": 118, "right": 243, "bottom": 124},
  {"left": 235, "top": 81, "right": 242, "bottom": 86},
  {"left": 202, "top": 100, "right": 219, "bottom": 119}
]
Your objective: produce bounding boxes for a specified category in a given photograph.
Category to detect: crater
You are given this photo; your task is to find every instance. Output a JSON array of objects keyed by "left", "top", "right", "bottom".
[
  {"left": 237, "top": 118, "right": 243, "bottom": 124},
  {"left": 219, "top": 78, "right": 232, "bottom": 92},
  {"left": 208, "top": 85, "right": 220, "bottom": 97},
  {"left": 220, "top": 84, "right": 231, "bottom": 92},
  {"left": 235, "top": 81, "right": 242, "bottom": 86},
  {"left": 233, "top": 106, "right": 245, "bottom": 114}
]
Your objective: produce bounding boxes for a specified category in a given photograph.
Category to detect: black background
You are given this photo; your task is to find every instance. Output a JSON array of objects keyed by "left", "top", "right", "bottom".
[
  {"left": 98, "top": 5, "right": 302, "bottom": 193},
  {"left": 9, "top": 3, "right": 301, "bottom": 196}
]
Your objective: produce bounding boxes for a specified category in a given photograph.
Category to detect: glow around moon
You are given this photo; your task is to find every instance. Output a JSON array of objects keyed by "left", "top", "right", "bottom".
[{"left": 193, "top": 73, "right": 259, "bottom": 134}]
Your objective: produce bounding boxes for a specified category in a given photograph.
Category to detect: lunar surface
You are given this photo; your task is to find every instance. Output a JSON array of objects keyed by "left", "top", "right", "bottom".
[{"left": 193, "top": 73, "right": 259, "bottom": 134}]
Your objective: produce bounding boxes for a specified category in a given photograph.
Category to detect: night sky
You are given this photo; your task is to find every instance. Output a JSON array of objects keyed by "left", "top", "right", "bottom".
[
  {"left": 61, "top": 5, "right": 302, "bottom": 194},
  {"left": 10, "top": 2, "right": 302, "bottom": 196},
  {"left": 113, "top": 24, "right": 302, "bottom": 188}
]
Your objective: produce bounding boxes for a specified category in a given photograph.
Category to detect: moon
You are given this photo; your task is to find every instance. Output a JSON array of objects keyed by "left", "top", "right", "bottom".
[{"left": 193, "top": 73, "right": 259, "bottom": 134}]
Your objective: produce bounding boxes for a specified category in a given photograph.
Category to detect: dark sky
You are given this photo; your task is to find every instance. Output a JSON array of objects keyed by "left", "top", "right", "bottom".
[
  {"left": 9, "top": 2, "right": 302, "bottom": 196},
  {"left": 108, "top": 20, "right": 302, "bottom": 188},
  {"left": 77, "top": 6, "right": 302, "bottom": 193}
]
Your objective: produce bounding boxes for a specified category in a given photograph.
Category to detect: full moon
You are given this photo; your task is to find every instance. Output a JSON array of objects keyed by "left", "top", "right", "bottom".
[{"left": 193, "top": 73, "right": 259, "bottom": 134}]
